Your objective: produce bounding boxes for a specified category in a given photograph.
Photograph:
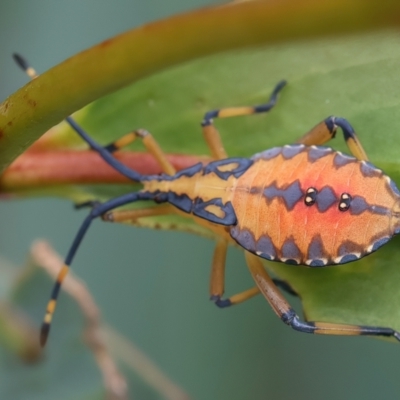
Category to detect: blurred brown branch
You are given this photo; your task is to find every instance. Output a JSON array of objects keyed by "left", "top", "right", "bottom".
[
  {"left": 31, "top": 240, "right": 191, "bottom": 400},
  {"left": 31, "top": 240, "right": 128, "bottom": 400}
]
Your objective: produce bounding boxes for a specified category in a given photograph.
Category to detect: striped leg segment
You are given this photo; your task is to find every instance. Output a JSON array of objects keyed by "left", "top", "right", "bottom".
[
  {"left": 272, "top": 279, "right": 298, "bottom": 297},
  {"left": 104, "top": 129, "right": 176, "bottom": 175},
  {"left": 288, "top": 316, "right": 400, "bottom": 340},
  {"left": 103, "top": 132, "right": 137, "bottom": 153},
  {"left": 210, "top": 240, "right": 259, "bottom": 308},
  {"left": 297, "top": 116, "right": 368, "bottom": 161},
  {"left": 40, "top": 191, "right": 153, "bottom": 346},
  {"left": 13, "top": 53, "right": 38, "bottom": 79},
  {"left": 245, "top": 252, "right": 400, "bottom": 341},
  {"left": 202, "top": 80, "right": 287, "bottom": 160},
  {"left": 101, "top": 204, "right": 174, "bottom": 224},
  {"left": 74, "top": 203, "right": 177, "bottom": 227}
]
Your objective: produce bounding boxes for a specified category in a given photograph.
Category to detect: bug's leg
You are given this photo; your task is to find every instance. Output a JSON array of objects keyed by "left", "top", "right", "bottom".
[
  {"left": 14, "top": 54, "right": 175, "bottom": 175},
  {"left": 246, "top": 251, "right": 400, "bottom": 341},
  {"left": 210, "top": 240, "right": 260, "bottom": 308},
  {"left": 297, "top": 116, "right": 368, "bottom": 161},
  {"left": 101, "top": 204, "right": 174, "bottom": 224},
  {"left": 76, "top": 200, "right": 177, "bottom": 225},
  {"left": 272, "top": 278, "right": 298, "bottom": 297},
  {"left": 103, "top": 129, "right": 176, "bottom": 175},
  {"left": 40, "top": 191, "right": 153, "bottom": 346},
  {"left": 202, "top": 80, "right": 287, "bottom": 160},
  {"left": 65, "top": 117, "right": 176, "bottom": 180}
]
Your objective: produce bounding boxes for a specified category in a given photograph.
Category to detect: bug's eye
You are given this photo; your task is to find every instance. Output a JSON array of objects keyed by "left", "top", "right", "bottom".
[
  {"left": 339, "top": 193, "right": 352, "bottom": 211},
  {"left": 304, "top": 187, "right": 317, "bottom": 206}
]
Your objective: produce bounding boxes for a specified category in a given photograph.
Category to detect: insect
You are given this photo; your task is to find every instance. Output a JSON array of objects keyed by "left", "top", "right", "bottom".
[{"left": 13, "top": 53, "right": 400, "bottom": 346}]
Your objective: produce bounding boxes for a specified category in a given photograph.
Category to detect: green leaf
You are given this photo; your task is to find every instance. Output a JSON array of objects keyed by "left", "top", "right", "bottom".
[
  {"left": 1, "top": 0, "right": 400, "bottom": 172},
  {"left": 3, "top": 2, "right": 400, "bottom": 349},
  {"left": 8, "top": 29, "right": 398, "bottom": 340}
]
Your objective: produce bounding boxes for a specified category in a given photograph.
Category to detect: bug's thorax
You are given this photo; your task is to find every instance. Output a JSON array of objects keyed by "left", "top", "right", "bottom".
[
  {"left": 142, "top": 167, "right": 237, "bottom": 204},
  {"left": 142, "top": 158, "right": 255, "bottom": 226},
  {"left": 142, "top": 157, "right": 255, "bottom": 204}
]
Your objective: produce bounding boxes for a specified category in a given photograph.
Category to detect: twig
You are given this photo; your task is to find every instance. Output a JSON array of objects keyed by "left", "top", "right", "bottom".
[
  {"left": 31, "top": 240, "right": 128, "bottom": 400},
  {"left": 31, "top": 239, "right": 191, "bottom": 400},
  {"left": 103, "top": 325, "right": 190, "bottom": 400}
]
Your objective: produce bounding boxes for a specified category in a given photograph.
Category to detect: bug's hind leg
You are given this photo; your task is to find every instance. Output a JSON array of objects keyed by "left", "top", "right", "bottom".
[
  {"left": 202, "top": 80, "right": 287, "bottom": 160},
  {"left": 210, "top": 240, "right": 260, "bottom": 308},
  {"left": 297, "top": 116, "right": 368, "bottom": 161},
  {"left": 272, "top": 278, "right": 298, "bottom": 297},
  {"left": 245, "top": 251, "right": 400, "bottom": 342}
]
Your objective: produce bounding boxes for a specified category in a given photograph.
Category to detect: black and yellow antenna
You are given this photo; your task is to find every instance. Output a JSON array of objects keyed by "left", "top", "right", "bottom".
[
  {"left": 13, "top": 53, "right": 151, "bottom": 346},
  {"left": 13, "top": 53, "right": 39, "bottom": 79}
]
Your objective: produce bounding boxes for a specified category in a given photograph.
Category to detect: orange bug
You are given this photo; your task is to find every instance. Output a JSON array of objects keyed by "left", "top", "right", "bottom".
[{"left": 13, "top": 53, "right": 400, "bottom": 346}]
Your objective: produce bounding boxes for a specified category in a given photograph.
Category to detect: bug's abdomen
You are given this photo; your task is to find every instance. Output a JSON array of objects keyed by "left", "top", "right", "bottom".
[{"left": 230, "top": 145, "right": 400, "bottom": 266}]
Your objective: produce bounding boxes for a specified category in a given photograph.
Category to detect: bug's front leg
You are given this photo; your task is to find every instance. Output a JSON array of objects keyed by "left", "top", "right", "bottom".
[
  {"left": 68, "top": 119, "right": 177, "bottom": 178},
  {"left": 245, "top": 251, "right": 400, "bottom": 341},
  {"left": 297, "top": 116, "right": 368, "bottom": 161},
  {"left": 201, "top": 80, "right": 286, "bottom": 160},
  {"left": 102, "top": 129, "right": 176, "bottom": 175}
]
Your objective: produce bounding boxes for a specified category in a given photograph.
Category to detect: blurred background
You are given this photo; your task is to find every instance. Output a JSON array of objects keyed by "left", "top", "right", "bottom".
[{"left": 1, "top": 1, "right": 400, "bottom": 399}]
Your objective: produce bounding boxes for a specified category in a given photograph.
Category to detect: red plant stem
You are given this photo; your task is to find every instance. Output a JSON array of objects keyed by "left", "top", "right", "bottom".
[{"left": 0, "top": 150, "right": 210, "bottom": 191}]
